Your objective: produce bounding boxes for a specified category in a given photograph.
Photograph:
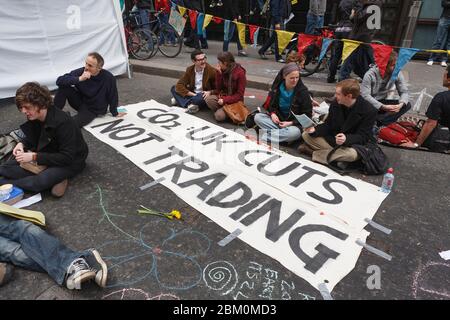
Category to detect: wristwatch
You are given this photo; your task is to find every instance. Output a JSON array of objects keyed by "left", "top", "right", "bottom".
[{"left": 413, "top": 143, "right": 419, "bottom": 148}]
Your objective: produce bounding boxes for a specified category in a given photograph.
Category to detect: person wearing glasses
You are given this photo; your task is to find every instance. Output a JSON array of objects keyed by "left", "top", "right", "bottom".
[
  {"left": 54, "top": 52, "right": 126, "bottom": 128},
  {"left": 170, "top": 50, "right": 217, "bottom": 114}
]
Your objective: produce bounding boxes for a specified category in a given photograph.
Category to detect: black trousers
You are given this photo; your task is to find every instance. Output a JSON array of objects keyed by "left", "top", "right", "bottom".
[
  {"left": 54, "top": 87, "right": 98, "bottom": 128},
  {"left": 0, "top": 160, "right": 83, "bottom": 193},
  {"left": 423, "top": 125, "right": 450, "bottom": 152},
  {"left": 339, "top": 44, "right": 374, "bottom": 80}
]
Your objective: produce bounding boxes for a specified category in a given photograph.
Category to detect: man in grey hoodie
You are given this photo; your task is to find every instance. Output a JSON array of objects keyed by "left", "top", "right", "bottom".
[
  {"left": 360, "top": 51, "right": 411, "bottom": 127},
  {"left": 305, "top": 0, "right": 327, "bottom": 35}
]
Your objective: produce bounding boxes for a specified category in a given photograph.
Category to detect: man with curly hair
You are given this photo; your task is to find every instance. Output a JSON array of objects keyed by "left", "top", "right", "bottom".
[{"left": 0, "top": 82, "right": 88, "bottom": 197}]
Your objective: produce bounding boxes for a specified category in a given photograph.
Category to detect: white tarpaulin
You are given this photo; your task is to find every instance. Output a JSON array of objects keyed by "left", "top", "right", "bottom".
[
  {"left": 85, "top": 100, "right": 389, "bottom": 292},
  {"left": 0, "top": 0, "right": 129, "bottom": 98}
]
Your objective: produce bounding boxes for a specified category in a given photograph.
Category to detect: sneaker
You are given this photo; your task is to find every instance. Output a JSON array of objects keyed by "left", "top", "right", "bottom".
[
  {"left": 0, "top": 263, "right": 14, "bottom": 287},
  {"left": 186, "top": 104, "right": 199, "bottom": 114},
  {"left": 441, "top": 61, "right": 448, "bottom": 67},
  {"left": 238, "top": 50, "right": 248, "bottom": 57},
  {"left": 51, "top": 179, "right": 68, "bottom": 198},
  {"left": 209, "top": 2, "right": 216, "bottom": 8},
  {"left": 85, "top": 249, "right": 108, "bottom": 288},
  {"left": 217, "top": 0, "right": 223, "bottom": 6},
  {"left": 277, "top": 58, "right": 286, "bottom": 63},
  {"left": 266, "top": 49, "right": 275, "bottom": 55},
  {"left": 65, "top": 258, "right": 95, "bottom": 290},
  {"left": 426, "top": 60, "right": 434, "bottom": 66},
  {"left": 258, "top": 52, "right": 268, "bottom": 60},
  {"left": 170, "top": 97, "right": 177, "bottom": 106},
  {"left": 297, "top": 143, "right": 314, "bottom": 156}
]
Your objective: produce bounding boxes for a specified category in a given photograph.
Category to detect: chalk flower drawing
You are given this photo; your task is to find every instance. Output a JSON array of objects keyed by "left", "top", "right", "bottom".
[{"left": 95, "top": 186, "right": 211, "bottom": 290}]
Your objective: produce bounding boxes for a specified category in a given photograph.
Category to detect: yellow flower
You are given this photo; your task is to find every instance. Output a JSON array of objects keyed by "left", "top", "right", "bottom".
[{"left": 170, "top": 210, "right": 182, "bottom": 220}]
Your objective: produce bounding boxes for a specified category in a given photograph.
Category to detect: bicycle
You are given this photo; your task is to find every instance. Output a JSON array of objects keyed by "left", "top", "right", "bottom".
[
  {"left": 146, "top": 10, "right": 183, "bottom": 58},
  {"left": 123, "top": 11, "right": 159, "bottom": 60}
]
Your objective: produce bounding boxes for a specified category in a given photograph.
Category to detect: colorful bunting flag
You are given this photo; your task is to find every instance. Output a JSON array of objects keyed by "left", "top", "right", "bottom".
[
  {"left": 236, "top": 22, "right": 247, "bottom": 49},
  {"left": 178, "top": 6, "right": 186, "bottom": 17},
  {"left": 203, "top": 14, "right": 213, "bottom": 30},
  {"left": 212, "top": 17, "right": 223, "bottom": 24},
  {"left": 249, "top": 25, "right": 260, "bottom": 48},
  {"left": 188, "top": 9, "right": 197, "bottom": 30},
  {"left": 297, "top": 34, "right": 319, "bottom": 55},
  {"left": 370, "top": 44, "right": 393, "bottom": 78},
  {"left": 196, "top": 13, "right": 205, "bottom": 36},
  {"left": 341, "top": 39, "right": 362, "bottom": 63},
  {"left": 318, "top": 38, "right": 333, "bottom": 62},
  {"left": 276, "top": 30, "right": 295, "bottom": 55},
  {"left": 391, "top": 48, "right": 420, "bottom": 81},
  {"left": 224, "top": 20, "right": 231, "bottom": 41},
  {"left": 169, "top": 7, "right": 186, "bottom": 37}
]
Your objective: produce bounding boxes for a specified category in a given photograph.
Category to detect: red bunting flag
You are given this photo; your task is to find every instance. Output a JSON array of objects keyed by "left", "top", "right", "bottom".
[
  {"left": 297, "top": 33, "right": 319, "bottom": 55},
  {"left": 249, "top": 25, "right": 259, "bottom": 44},
  {"left": 212, "top": 17, "right": 223, "bottom": 24},
  {"left": 188, "top": 9, "right": 197, "bottom": 30},
  {"left": 370, "top": 44, "right": 393, "bottom": 78}
]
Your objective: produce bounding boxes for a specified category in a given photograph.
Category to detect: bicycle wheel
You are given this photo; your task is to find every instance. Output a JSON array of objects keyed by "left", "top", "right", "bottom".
[
  {"left": 129, "top": 28, "right": 157, "bottom": 60},
  {"left": 157, "top": 24, "right": 182, "bottom": 58}
]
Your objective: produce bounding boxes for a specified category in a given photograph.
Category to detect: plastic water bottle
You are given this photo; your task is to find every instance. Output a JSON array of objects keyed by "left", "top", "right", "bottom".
[{"left": 381, "top": 168, "right": 395, "bottom": 193}]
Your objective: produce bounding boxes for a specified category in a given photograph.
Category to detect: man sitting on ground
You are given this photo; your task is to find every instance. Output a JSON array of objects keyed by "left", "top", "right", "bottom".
[
  {"left": 360, "top": 51, "right": 411, "bottom": 128},
  {"left": 0, "top": 214, "right": 108, "bottom": 289},
  {"left": 170, "top": 50, "right": 216, "bottom": 114},
  {"left": 401, "top": 65, "right": 450, "bottom": 152},
  {"left": 54, "top": 52, "right": 126, "bottom": 128},
  {"left": 299, "top": 79, "right": 377, "bottom": 167},
  {"left": 0, "top": 82, "right": 88, "bottom": 197}
]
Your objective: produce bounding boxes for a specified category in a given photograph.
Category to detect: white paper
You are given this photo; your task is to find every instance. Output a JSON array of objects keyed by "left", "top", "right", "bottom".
[
  {"left": 439, "top": 250, "right": 450, "bottom": 260},
  {"left": 12, "top": 193, "right": 42, "bottom": 209},
  {"left": 284, "top": 13, "right": 295, "bottom": 25},
  {"left": 314, "top": 101, "right": 330, "bottom": 115}
]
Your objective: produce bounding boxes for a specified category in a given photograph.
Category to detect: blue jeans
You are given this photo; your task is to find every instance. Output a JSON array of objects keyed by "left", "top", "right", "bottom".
[
  {"left": 305, "top": 13, "right": 324, "bottom": 35},
  {"left": 254, "top": 113, "right": 302, "bottom": 143},
  {"left": 0, "top": 214, "right": 88, "bottom": 285},
  {"left": 223, "top": 23, "right": 243, "bottom": 52},
  {"left": 159, "top": 13, "right": 176, "bottom": 43},
  {"left": 429, "top": 17, "right": 450, "bottom": 62},
  {"left": 171, "top": 86, "right": 207, "bottom": 108}
]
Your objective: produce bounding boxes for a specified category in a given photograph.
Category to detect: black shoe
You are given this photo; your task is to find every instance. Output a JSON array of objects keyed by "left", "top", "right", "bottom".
[
  {"left": 327, "top": 77, "right": 336, "bottom": 83},
  {"left": 258, "top": 52, "right": 268, "bottom": 60},
  {"left": 336, "top": 161, "right": 349, "bottom": 170}
]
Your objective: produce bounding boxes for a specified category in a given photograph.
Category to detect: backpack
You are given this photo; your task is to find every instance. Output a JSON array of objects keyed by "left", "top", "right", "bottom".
[
  {"left": 0, "top": 134, "right": 18, "bottom": 164},
  {"left": 378, "top": 121, "right": 421, "bottom": 145}
]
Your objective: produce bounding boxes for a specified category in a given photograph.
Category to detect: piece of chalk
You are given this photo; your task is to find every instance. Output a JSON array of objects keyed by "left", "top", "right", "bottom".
[
  {"left": 364, "top": 218, "right": 392, "bottom": 235},
  {"left": 356, "top": 239, "right": 392, "bottom": 261},
  {"left": 218, "top": 228, "right": 242, "bottom": 247},
  {"left": 318, "top": 283, "right": 333, "bottom": 300},
  {"left": 139, "top": 177, "right": 166, "bottom": 191}
]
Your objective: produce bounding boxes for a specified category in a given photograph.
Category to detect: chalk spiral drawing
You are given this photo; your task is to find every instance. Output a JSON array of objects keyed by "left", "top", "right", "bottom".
[
  {"left": 102, "top": 288, "right": 180, "bottom": 300},
  {"left": 203, "top": 260, "right": 316, "bottom": 300},
  {"left": 412, "top": 261, "right": 450, "bottom": 299},
  {"left": 203, "top": 261, "right": 239, "bottom": 296},
  {"left": 94, "top": 185, "right": 211, "bottom": 290}
]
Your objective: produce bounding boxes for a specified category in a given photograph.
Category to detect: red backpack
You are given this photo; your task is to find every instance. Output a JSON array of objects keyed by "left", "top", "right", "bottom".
[{"left": 378, "top": 121, "right": 421, "bottom": 145}]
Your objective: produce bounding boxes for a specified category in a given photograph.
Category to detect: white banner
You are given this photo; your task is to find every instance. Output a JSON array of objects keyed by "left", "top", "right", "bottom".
[
  {"left": 0, "top": 0, "right": 128, "bottom": 98},
  {"left": 85, "top": 100, "right": 388, "bottom": 292}
]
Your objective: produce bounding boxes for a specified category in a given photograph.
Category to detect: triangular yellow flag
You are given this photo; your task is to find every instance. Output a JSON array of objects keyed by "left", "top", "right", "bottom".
[
  {"left": 426, "top": 49, "right": 447, "bottom": 54},
  {"left": 235, "top": 22, "right": 247, "bottom": 49},
  {"left": 276, "top": 30, "right": 295, "bottom": 55},
  {"left": 203, "top": 14, "right": 213, "bottom": 30},
  {"left": 341, "top": 39, "right": 362, "bottom": 63},
  {"left": 178, "top": 5, "right": 186, "bottom": 17}
]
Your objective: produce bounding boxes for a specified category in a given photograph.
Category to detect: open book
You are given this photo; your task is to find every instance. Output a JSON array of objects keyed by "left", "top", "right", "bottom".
[
  {"left": 0, "top": 202, "right": 46, "bottom": 226},
  {"left": 291, "top": 111, "right": 315, "bottom": 128}
]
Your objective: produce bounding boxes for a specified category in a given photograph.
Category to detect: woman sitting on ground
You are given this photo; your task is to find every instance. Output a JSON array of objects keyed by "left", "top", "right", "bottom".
[
  {"left": 205, "top": 52, "right": 247, "bottom": 122},
  {"left": 254, "top": 62, "right": 313, "bottom": 144}
]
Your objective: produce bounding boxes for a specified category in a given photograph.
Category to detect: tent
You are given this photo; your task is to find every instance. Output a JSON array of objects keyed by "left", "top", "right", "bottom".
[{"left": 0, "top": 0, "right": 130, "bottom": 99}]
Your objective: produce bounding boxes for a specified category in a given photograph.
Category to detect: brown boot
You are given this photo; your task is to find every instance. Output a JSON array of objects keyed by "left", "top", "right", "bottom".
[
  {"left": 51, "top": 179, "right": 68, "bottom": 198},
  {"left": 0, "top": 263, "right": 14, "bottom": 287},
  {"left": 298, "top": 143, "right": 314, "bottom": 156},
  {"left": 20, "top": 161, "right": 47, "bottom": 174}
]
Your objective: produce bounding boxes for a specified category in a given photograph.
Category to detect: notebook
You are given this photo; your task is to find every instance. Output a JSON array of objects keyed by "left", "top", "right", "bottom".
[{"left": 291, "top": 112, "right": 315, "bottom": 128}]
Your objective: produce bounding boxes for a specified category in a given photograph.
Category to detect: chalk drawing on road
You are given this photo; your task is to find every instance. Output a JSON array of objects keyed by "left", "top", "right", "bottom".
[
  {"left": 412, "top": 261, "right": 450, "bottom": 299},
  {"left": 102, "top": 288, "right": 180, "bottom": 300},
  {"left": 203, "top": 261, "right": 239, "bottom": 296},
  {"left": 94, "top": 185, "right": 211, "bottom": 290}
]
